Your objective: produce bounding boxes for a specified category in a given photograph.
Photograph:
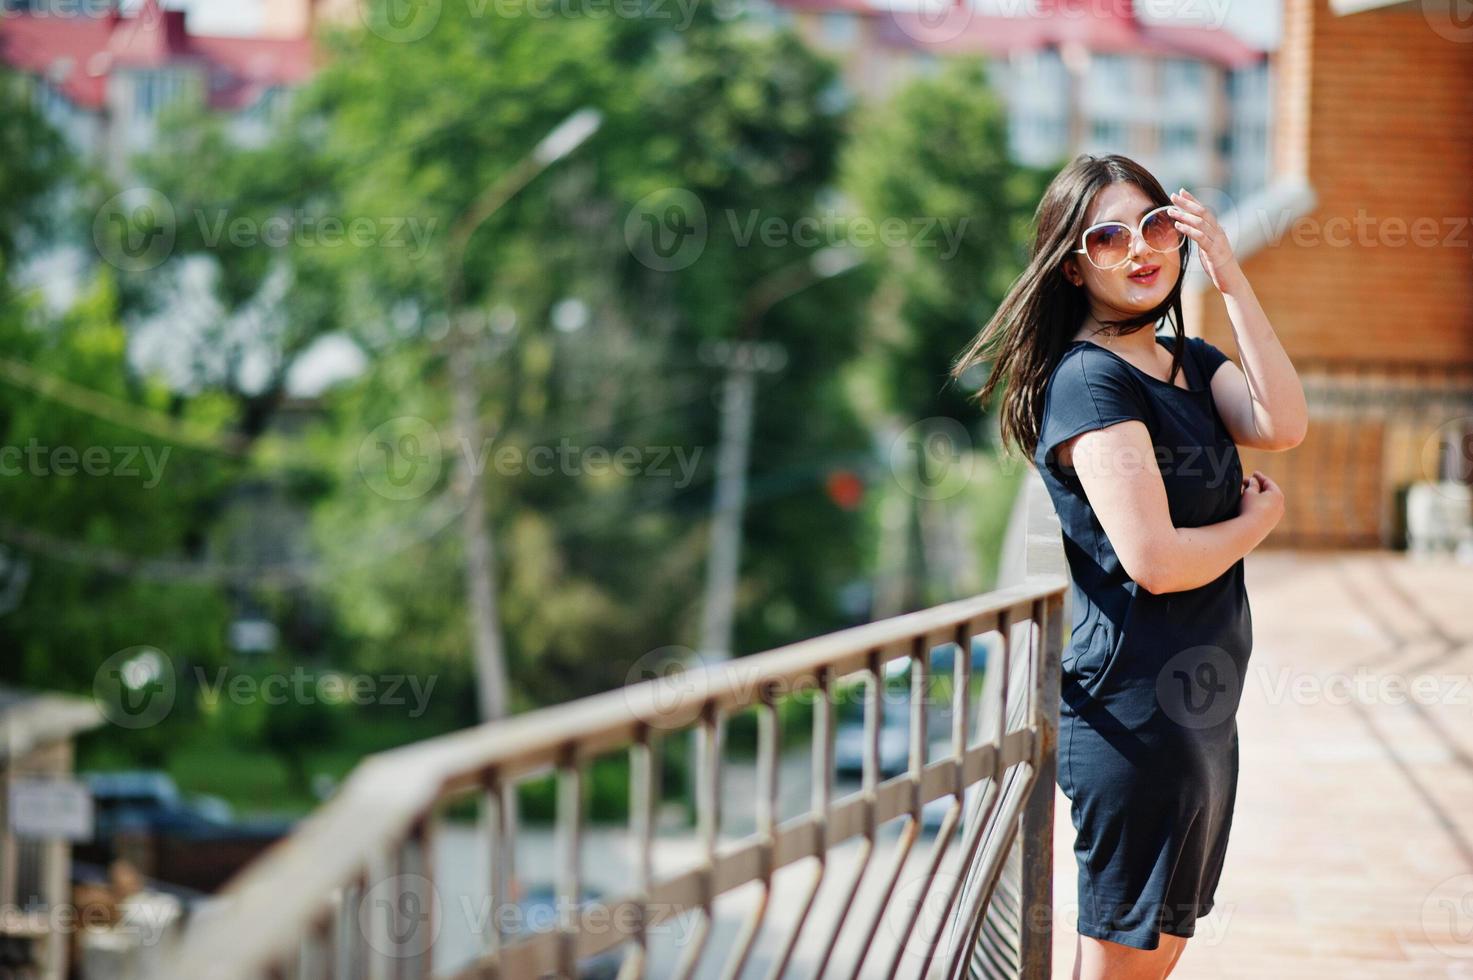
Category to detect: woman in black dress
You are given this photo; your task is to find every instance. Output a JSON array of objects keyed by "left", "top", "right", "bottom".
[{"left": 951, "top": 155, "right": 1307, "bottom": 978}]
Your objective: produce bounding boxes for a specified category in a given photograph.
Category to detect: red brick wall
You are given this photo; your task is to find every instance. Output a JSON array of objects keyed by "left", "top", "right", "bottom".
[
  {"left": 1187, "top": 0, "right": 1473, "bottom": 545},
  {"left": 1195, "top": 0, "right": 1473, "bottom": 365}
]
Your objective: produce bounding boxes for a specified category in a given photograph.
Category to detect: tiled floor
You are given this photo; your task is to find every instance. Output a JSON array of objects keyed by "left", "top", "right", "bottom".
[{"left": 1049, "top": 549, "right": 1473, "bottom": 978}]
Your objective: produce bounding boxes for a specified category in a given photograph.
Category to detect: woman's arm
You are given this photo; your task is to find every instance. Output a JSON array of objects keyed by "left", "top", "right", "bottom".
[
  {"left": 1168, "top": 189, "right": 1308, "bottom": 452},
  {"left": 1205, "top": 276, "right": 1309, "bottom": 451},
  {"left": 1065, "top": 418, "right": 1283, "bottom": 594}
]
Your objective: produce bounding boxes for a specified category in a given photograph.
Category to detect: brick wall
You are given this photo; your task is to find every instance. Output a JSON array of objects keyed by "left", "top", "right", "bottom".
[{"left": 1186, "top": 0, "right": 1473, "bottom": 545}]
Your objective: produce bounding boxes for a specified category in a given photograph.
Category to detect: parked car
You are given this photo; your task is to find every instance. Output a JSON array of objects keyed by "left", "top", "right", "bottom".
[
  {"left": 926, "top": 635, "right": 996, "bottom": 672},
  {"left": 834, "top": 708, "right": 912, "bottom": 781},
  {"left": 76, "top": 770, "right": 294, "bottom": 893},
  {"left": 512, "top": 884, "right": 622, "bottom": 979},
  {"left": 920, "top": 790, "right": 990, "bottom": 834}
]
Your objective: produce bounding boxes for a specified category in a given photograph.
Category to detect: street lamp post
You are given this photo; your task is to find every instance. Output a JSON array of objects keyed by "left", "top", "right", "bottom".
[
  {"left": 684, "top": 246, "right": 863, "bottom": 827},
  {"left": 695, "top": 246, "right": 865, "bottom": 665},
  {"left": 443, "top": 108, "right": 602, "bottom": 724}
]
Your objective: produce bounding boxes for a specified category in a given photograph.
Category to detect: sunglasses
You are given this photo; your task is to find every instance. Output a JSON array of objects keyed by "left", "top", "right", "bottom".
[{"left": 1073, "top": 205, "right": 1184, "bottom": 271}]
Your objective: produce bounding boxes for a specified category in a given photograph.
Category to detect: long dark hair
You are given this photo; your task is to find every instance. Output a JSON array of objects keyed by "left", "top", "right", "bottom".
[{"left": 950, "top": 153, "right": 1191, "bottom": 464}]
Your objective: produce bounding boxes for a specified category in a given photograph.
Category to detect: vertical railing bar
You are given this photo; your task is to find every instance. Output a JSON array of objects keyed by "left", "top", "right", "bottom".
[
  {"left": 811, "top": 653, "right": 883, "bottom": 975},
  {"left": 670, "top": 702, "right": 719, "bottom": 980},
  {"left": 326, "top": 886, "right": 345, "bottom": 980},
  {"left": 410, "top": 814, "right": 436, "bottom": 980},
  {"left": 921, "top": 779, "right": 1003, "bottom": 980},
  {"left": 905, "top": 620, "right": 980, "bottom": 977},
  {"left": 761, "top": 668, "right": 833, "bottom": 980},
  {"left": 345, "top": 872, "right": 368, "bottom": 980},
  {"left": 306, "top": 912, "right": 332, "bottom": 980},
  {"left": 504, "top": 775, "right": 520, "bottom": 949},
  {"left": 948, "top": 766, "right": 1030, "bottom": 980},
  {"left": 366, "top": 848, "right": 393, "bottom": 980},
  {"left": 948, "top": 779, "right": 1033, "bottom": 980},
  {"left": 718, "top": 682, "right": 780, "bottom": 980},
  {"left": 0, "top": 766, "right": 15, "bottom": 909},
  {"left": 555, "top": 743, "right": 582, "bottom": 979},
  {"left": 948, "top": 601, "right": 1031, "bottom": 972},
  {"left": 390, "top": 833, "right": 416, "bottom": 980},
  {"left": 913, "top": 633, "right": 928, "bottom": 800},
  {"left": 866, "top": 656, "right": 881, "bottom": 794},
  {"left": 615, "top": 726, "right": 655, "bottom": 980},
  {"left": 481, "top": 768, "right": 505, "bottom": 976},
  {"left": 1018, "top": 594, "right": 1062, "bottom": 980},
  {"left": 938, "top": 610, "right": 1013, "bottom": 980},
  {"left": 996, "top": 612, "right": 1011, "bottom": 770},
  {"left": 841, "top": 639, "right": 929, "bottom": 980},
  {"left": 877, "top": 635, "right": 968, "bottom": 979},
  {"left": 953, "top": 621, "right": 972, "bottom": 777}
]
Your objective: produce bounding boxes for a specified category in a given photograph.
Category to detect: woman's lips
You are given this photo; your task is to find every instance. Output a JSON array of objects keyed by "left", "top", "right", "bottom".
[{"left": 1128, "top": 266, "right": 1160, "bottom": 285}]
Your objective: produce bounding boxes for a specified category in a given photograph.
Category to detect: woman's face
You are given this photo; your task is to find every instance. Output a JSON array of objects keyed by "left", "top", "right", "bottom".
[{"left": 1063, "top": 181, "right": 1181, "bottom": 317}]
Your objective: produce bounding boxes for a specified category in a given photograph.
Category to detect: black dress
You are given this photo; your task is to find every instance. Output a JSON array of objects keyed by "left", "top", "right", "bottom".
[{"left": 1032, "top": 331, "right": 1253, "bottom": 950}]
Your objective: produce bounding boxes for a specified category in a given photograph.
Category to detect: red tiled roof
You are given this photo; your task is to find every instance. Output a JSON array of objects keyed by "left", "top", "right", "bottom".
[{"left": 0, "top": 0, "right": 317, "bottom": 111}]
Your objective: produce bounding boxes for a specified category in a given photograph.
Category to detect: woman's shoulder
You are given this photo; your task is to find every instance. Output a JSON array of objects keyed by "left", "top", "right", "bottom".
[
  {"left": 1035, "top": 341, "right": 1153, "bottom": 467},
  {"left": 1043, "top": 341, "right": 1143, "bottom": 403}
]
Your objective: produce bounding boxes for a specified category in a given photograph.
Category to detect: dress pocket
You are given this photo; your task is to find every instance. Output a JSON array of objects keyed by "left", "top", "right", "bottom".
[{"left": 1073, "top": 619, "right": 1114, "bottom": 682}]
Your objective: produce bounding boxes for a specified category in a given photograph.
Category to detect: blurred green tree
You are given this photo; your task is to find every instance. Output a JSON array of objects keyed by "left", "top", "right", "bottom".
[{"left": 841, "top": 56, "right": 1053, "bottom": 427}]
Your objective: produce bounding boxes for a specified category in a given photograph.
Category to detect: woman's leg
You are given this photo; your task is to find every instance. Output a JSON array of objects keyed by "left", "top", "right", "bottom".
[
  {"left": 1158, "top": 933, "right": 1189, "bottom": 977},
  {"left": 1072, "top": 933, "right": 1184, "bottom": 980}
]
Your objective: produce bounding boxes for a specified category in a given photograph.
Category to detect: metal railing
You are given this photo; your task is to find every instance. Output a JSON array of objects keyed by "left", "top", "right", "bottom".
[{"left": 160, "top": 575, "right": 1066, "bottom": 980}]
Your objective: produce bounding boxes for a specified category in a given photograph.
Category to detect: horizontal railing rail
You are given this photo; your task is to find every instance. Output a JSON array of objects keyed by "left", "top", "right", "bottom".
[{"left": 161, "top": 574, "right": 1067, "bottom": 980}]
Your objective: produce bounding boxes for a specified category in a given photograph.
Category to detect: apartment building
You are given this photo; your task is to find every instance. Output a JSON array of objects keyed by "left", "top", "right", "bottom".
[
  {"left": 0, "top": 0, "right": 315, "bottom": 178},
  {"left": 761, "top": 0, "right": 1272, "bottom": 203}
]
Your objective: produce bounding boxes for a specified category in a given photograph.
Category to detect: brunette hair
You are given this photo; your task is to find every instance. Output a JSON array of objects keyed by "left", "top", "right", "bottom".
[{"left": 949, "top": 153, "right": 1192, "bottom": 464}]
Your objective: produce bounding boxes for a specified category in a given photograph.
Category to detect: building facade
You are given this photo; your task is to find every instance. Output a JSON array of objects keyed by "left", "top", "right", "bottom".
[
  {"left": 0, "top": 0, "right": 315, "bottom": 179},
  {"left": 757, "top": 0, "right": 1272, "bottom": 202}
]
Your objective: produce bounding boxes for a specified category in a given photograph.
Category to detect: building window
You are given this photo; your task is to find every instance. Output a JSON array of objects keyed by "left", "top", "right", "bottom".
[
  {"left": 1162, "top": 58, "right": 1204, "bottom": 94},
  {"left": 1090, "top": 118, "right": 1127, "bottom": 148},
  {"left": 1091, "top": 53, "right": 1130, "bottom": 93},
  {"left": 819, "top": 12, "right": 857, "bottom": 47},
  {"left": 1160, "top": 123, "right": 1197, "bottom": 153},
  {"left": 132, "top": 70, "right": 192, "bottom": 121}
]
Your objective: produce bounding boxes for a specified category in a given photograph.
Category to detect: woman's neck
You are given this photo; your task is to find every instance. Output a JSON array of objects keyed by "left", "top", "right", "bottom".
[{"left": 1075, "top": 315, "right": 1160, "bottom": 358}]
